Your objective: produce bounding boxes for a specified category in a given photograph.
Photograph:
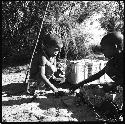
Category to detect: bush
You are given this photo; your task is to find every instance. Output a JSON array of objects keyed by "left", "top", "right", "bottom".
[{"left": 2, "top": 1, "right": 124, "bottom": 65}]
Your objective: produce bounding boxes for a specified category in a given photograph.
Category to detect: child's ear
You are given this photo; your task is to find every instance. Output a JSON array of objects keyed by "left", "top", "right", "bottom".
[
  {"left": 115, "top": 44, "right": 118, "bottom": 49},
  {"left": 115, "top": 44, "right": 122, "bottom": 51}
]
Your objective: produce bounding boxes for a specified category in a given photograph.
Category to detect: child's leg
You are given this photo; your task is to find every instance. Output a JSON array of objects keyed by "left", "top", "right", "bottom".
[
  {"left": 112, "top": 86, "right": 123, "bottom": 110},
  {"left": 102, "top": 82, "right": 118, "bottom": 93},
  {"left": 35, "top": 73, "right": 46, "bottom": 90},
  {"left": 102, "top": 83, "right": 123, "bottom": 109},
  {"left": 83, "top": 84, "right": 105, "bottom": 96}
]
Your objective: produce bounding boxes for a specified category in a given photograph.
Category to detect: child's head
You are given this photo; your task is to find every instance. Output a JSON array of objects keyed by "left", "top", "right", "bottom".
[
  {"left": 100, "top": 31, "right": 123, "bottom": 58},
  {"left": 43, "top": 34, "right": 63, "bottom": 57}
]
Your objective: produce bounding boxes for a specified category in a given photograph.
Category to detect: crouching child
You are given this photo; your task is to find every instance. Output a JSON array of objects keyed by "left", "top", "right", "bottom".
[{"left": 27, "top": 31, "right": 64, "bottom": 95}]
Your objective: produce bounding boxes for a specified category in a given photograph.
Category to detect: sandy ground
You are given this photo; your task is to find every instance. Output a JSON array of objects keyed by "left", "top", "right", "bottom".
[
  {"left": 2, "top": 66, "right": 99, "bottom": 122},
  {"left": 2, "top": 64, "right": 123, "bottom": 122}
]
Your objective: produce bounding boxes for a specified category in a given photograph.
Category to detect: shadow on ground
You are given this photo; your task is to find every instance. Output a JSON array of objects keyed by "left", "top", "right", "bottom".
[
  {"left": 2, "top": 94, "right": 98, "bottom": 121},
  {"left": 2, "top": 83, "right": 98, "bottom": 122},
  {"left": 2, "top": 83, "right": 28, "bottom": 96}
]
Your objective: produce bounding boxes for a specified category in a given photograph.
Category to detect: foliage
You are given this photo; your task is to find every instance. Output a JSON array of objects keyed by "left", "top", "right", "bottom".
[
  {"left": 2, "top": 1, "right": 124, "bottom": 66},
  {"left": 2, "top": 1, "right": 47, "bottom": 65}
]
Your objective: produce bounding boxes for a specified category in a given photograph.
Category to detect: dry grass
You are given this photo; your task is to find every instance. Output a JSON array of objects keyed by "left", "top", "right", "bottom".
[{"left": 2, "top": 64, "right": 98, "bottom": 122}]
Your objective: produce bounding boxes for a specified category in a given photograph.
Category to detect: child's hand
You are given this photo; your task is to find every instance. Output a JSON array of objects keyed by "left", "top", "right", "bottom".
[
  {"left": 58, "top": 88, "right": 69, "bottom": 93},
  {"left": 69, "top": 84, "right": 80, "bottom": 94},
  {"left": 54, "top": 88, "right": 70, "bottom": 98},
  {"left": 52, "top": 75, "right": 57, "bottom": 80},
  {"left": 53, "top": 88, "right": 59, "bottom": 93}
]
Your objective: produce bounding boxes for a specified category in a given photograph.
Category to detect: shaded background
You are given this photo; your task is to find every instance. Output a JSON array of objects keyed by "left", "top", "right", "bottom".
[{"left": 2, "top": 1, "right": 124, "bottom": 68}]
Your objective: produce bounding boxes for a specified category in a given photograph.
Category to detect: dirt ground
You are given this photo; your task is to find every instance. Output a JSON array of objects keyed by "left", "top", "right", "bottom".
[
  {"left": 2, "top": 64, "right": 123, "bottom": 122},
  {"left": 2, "top": 65, "right": 101, "bottom": 122}
]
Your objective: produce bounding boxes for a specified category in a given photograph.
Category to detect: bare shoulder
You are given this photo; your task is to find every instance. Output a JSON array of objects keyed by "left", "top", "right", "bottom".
[
  {"left": 38, "top": 53, "right": 47, "bottom": 66},
  {"left": 41, "top": 55, "right": 47, "bottom": 61}
]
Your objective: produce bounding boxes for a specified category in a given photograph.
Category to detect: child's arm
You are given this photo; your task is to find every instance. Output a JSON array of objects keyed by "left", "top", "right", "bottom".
[
  {"left": 39, "top": 56, "right": 58, "bottom": 92},
  {"left": 40, "top": 66, "right": 58, "bottom": 92},
  {"left": 78, "top": 67, "right": 105, "bottom": 87},
  {"left": 70, "top": 67, "right": 106, "bottom": 92}
]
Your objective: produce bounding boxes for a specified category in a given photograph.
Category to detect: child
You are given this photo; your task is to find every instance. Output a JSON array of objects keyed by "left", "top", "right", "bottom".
[
  {"left": 70, "top": 31, "right": 123, "bottom": 94},
  {"left": 27, "top": 32, "right": 63, "bottom": 95}
]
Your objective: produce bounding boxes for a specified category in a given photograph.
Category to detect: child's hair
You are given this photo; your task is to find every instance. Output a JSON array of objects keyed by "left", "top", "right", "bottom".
[
  {"left": 37, "top": 27, "right": 63, "bottom": 51},
  {"left": 42, "top": 33, "right": 63, "bottom": 49},
  {"left": 100, "top": 31, "right": 124, "bottom": 50}
]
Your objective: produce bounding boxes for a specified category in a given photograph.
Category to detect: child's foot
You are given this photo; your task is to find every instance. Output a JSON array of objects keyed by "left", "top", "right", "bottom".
[{"left": 27, "top": 86, "right": 35, "bottom": 95}]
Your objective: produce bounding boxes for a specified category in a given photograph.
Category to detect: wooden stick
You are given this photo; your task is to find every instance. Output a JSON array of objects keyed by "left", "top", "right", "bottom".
[{"left": 24, "top": 1, "right": 50, "bottom": 84}]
